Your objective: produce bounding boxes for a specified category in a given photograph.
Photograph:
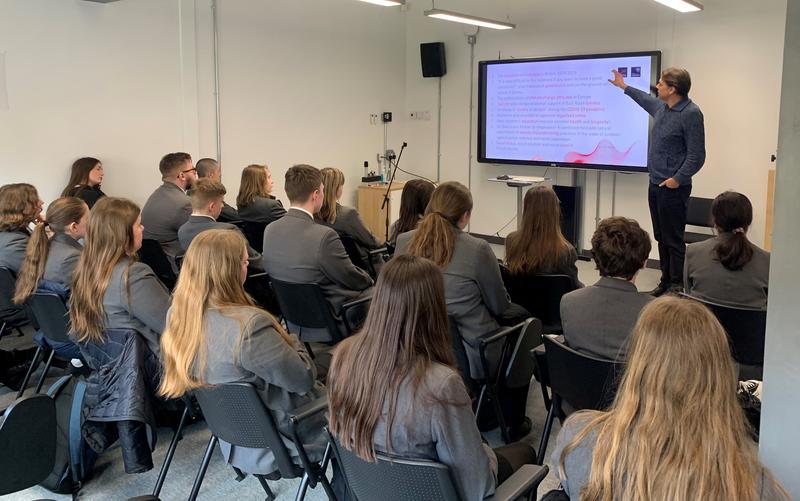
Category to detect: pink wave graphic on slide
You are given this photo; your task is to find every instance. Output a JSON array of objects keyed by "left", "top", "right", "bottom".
[{"left": 562, "top": 140, "right": 635, "bottom": 164}]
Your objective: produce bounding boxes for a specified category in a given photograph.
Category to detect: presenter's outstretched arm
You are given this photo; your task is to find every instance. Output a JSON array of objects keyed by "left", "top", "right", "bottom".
[
  {"left": 608, "top": 69, "right": 628, "bottom": 90},
  {"left": 610, "top": 69, "right": 662, "bottom": 117}
]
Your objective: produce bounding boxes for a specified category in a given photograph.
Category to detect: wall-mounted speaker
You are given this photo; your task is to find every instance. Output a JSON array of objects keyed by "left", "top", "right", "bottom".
[{"left": 420, "top": 42, "right": 446, "bottom": 78}]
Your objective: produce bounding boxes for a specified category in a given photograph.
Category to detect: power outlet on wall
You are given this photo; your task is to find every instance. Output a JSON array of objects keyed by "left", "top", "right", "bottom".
[
  {"left": 369, "top": 113, "right": 380, "bottom": 125},
  {"left": 408, "top": 110, "right": 431, "bottom": 121}
]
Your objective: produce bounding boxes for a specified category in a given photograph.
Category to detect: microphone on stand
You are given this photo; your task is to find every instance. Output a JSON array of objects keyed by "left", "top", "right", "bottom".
[{"left": 381, "top": 141, "right": 408, "bottom": 241}]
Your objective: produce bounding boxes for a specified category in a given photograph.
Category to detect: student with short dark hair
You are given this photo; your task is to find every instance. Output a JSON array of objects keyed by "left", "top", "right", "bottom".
[
  {"left": 140, "top": 152, "right": 196, "bottom": 262},
  {"left": 560, "top": 217, "right": 653, "bottom": 360},
  {"left": 684, "top": 191, "right": 770, "bottom": 309},
  {"left": 262, "top": 164, "right": 373, "bottom": 342},
  {"left": 61, "top": 157, "right": 106, "bottom": 209},
  {"left": 195, "top": 157, "right": 239, "bottom": 222},
  {"left": 236, "top": 164, "right": 286, "bottom": 226}
]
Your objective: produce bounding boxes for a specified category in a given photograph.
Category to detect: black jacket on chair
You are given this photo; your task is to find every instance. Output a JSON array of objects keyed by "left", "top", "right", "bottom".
[{"left": 78, "top": 329, "right": 160, "bottom": 474}]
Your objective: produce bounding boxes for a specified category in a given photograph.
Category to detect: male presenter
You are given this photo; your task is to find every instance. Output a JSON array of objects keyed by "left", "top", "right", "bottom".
[{"left": 609, "top": 67, "right": 705, "bottom": 296}]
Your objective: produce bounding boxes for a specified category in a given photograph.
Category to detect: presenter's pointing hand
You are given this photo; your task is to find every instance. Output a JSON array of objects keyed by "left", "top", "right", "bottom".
[
  {"left": 608, "top": 69, "right": 628, "bottom": 90},
  {"left": 659, "top": 178, "right": 680, "bottom": 189}
]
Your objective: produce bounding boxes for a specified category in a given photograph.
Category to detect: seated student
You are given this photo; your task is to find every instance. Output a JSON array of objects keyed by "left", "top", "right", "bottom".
[
  {"left": 159, "top": 229, "right": 326, "bottom": 476},
  {"left": 61, "top": 157, "right": 106, "bottom": 209},
  {"left": 140, "top": 152, "right": 196, "bottom": 261},
  {"left": 13, "top": 197, "right": 89, "bottom": 361},
  {"left": 394, "top": 182, "right": 530, "bottom": 434},
  {"left": 560, "top": 217, "right": 653, "bottom": 361},
  {"left": 505, "top": 185, "right": 582, "bottom": 287},
  {"left": 70, "top": 197, "right": 170, "bottom": 359},
  {"left": 328, "top": 255, "right": 537, "bottom": 501},
  {"left": 0, "top": 183, "right": 44, "bottom": 273},
  {"left": 388, "top": 178, "right": 435, "bottom": 246},
  {"left": 195, "top": 157, "right": 239, "bottom": 222},
  {"left": 178, "top": 178, "right": 264, "bottom": 271},
  {"left": 552, "top": 296, "right": 788, "bottom": 501},
  {"left": 685, "top": 191, "right": 770, "bottom": 309},
  {"left": 316, "top": 167, "right": 383, "bottom": 263},
  {"left": 236, "top": 164, "right": 286, "bottom": 225},
  {"left": 262, "top": 164, "right": 373, "bottom": 341}
]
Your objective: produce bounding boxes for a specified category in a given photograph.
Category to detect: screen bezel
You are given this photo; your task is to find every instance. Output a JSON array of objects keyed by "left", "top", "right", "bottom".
[{"left": 477, "top": 50, "right": 662, "bottom": 173}]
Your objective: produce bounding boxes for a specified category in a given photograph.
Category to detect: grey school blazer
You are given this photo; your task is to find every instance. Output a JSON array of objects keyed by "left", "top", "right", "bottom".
[
  {"left": 560, "top": 277, "right": 653, "bottom": 361},
  {"left": 99, "top": 260, "right": 170, "bottom": 358},
  {"left": 238, "top": 196, "right": 287, "bottom": 225},
  {"left": 263, "top": 209, "right": 373, "bottom": 341},
  {"left": 395, "top": 228, "right": 510, "bottom": 379},
  {"left": 42, "top": 232, "right": 83, "bottom": 287},
  {"left": 141, "top": 182, "right": 192, "bottom": 258},
  {"left": 199, "top": 306, "right": 326, "bottom": 475},
  {"left": 0, "top": 229, "right": 30, "bottom": 273},
  {"left": 177, "top": 215, "right": 264, "bottom": 270},
  {"left": 372, "top": 363, "right": 498, "bottom": 501},
  {"left": 684, "top": 234, "right": 770, "bottom": 309},
  {"left": 317, "top": 204, "right": 383, "bottom": 249}
]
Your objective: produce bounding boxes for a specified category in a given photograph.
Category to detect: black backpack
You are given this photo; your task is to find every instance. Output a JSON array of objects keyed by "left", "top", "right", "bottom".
[{"left": 39, "top": 375, "right": 97, "bottom": 494}]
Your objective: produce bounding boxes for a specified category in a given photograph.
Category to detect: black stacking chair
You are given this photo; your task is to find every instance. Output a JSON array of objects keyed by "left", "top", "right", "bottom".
[
  {"left": 190, "top": 383, "right": 334, "bottom": 501},
  {"left": 137, "top": 239, "right": 177, "bottom": 290},
  {"left": 0, "top": 393, "right": 57, "bottom": 495},
  {"left": 338, "top": 233, "right": 387, "bottom": 279},
  {"left": 244, "top": 271, "right": 282, "bottom": 316},
  {"left": 449, "top": 317, "right": 540, "bottom": 444},
  {"left": 270, "top": 278, "right": 370, "bottom": 345},
  {"left": 500, "top": 267, "right": 578, "bottom": 333},
  {"left": 242, "top": 221, "right": 268, "bottom": 254},
  {"left": 328, "top": 429, "right": 549, "bottom": 501},
  {"left": 0, "top": 267, "right": 28, "bottom": 339},
  {"left": 684, "top": 295, "right": 767, "bottom": 380},
  {"left": 19, "top": 292, "right": 76, "bottom": 397},
  {"left": 685, "top": 196, "right": 715, "bottom": 243},
  {"left": 536, "top": 335, "right": 623, "bottom": 464}
]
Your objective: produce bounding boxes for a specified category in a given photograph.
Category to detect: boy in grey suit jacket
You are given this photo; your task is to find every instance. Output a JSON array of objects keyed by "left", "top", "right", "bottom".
[{"left": 263, "top": 165, "right": 373, "bottom": 341}]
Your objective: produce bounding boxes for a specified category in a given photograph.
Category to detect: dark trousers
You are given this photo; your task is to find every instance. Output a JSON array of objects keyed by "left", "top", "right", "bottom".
[
  {"left": 648, "top": 183, "right": 692, "bottom": 287},
  {"left": 495, "top": 442, "right": 537, "bottom": 484}
]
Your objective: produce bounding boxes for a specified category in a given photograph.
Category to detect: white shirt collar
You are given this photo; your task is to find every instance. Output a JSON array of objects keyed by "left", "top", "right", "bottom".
[
  {"left": 191, "top": 213, "right": 217, "bottom": 221},
  {"left": 290, "top": 206, "right": 315, "bottom": 220}
]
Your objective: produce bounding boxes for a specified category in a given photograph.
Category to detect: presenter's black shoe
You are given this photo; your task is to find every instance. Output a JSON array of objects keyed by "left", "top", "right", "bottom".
[{"left": 648, "top": 284, "right": 669, "bottom": 297}]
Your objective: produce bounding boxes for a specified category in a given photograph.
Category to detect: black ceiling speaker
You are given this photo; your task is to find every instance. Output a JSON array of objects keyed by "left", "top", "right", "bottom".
[{"left": 420, "top": 42, "right": 446, "bottom": 78}]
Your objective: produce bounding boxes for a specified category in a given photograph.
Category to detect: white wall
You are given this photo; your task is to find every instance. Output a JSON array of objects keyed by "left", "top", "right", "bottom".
[{"left": 402, "top": 0, "right": 787, "bottom": 256}]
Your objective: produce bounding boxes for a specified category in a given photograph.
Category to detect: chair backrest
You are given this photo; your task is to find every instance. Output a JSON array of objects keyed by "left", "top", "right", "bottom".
[
  {"left": 27, "top": 292, "right": 72, "bottom": 343},
  {"left": 543, "top": 335, "right": 623, "bottom": 411},
  {"left": 501, "top": 267, "right": 577, "bottom": 331},
  {"left": 338, "top": 233, "right": 370, "bottom": 273},
  {"left": 0, "top": 266, "right": 18, "bottom": 312},
  {"left": 0, "top": 393, "right": 57, "bottom": 495},
  {"left": 137, "top": 239, "right": 177, "bottom": 290},
  {"left": 269, "top": 278, "right": 342, "bottom": 342},
  {"left": 504, "top": 317, "right": 542, "bottom": 388},
  {"left": 692, "top": 297, "right": 766, "bottom": 367},
  {"left": 686, "top": 196, "right": 714, "bottom": 228},
  {"left": 327, "top": 430, "right": 461, "bottom": 501},
  {"left": 242, "top": 221, "right": 268, "bottom": 254},
  {"left": 447, "top": 315, "right": 474, "bottom": 389},
  {"left": 194, "top": 382, "right": 302, "bottom": 478}
]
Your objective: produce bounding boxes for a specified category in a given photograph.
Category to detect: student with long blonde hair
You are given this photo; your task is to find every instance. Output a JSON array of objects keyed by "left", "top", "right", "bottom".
[
  {"left": 328, "top": 255, "right": 537, "bottom": 501},
  {"left": 236, "top": 164, "right": 286, "bottom": 225},
  {"left": 552, "top": 296, "right": 788, "bottom": 501},
  {"left": 70, "top": 197, "right": 170, "bottom": 358},
  {"left": 159, "top": 229, "right": 325, "bottom": 475},
  {"left": 505, "top": 186, "right": 581, "bottom": 286}
]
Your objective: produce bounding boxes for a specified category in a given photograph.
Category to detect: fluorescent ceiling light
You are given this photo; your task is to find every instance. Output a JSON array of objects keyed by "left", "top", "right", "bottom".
[
  {"left": 424, "top": 8, "right": 516, "bottom": 30},
  {"left": 653, "top": 0, "right": 703, "bottom": 13},
  {"left": 357, "top": 0, "right": 405, "bottom": 6}
]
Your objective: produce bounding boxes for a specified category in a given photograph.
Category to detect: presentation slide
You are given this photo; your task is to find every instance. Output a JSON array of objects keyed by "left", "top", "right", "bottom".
[{"left": 479, "top": 52, "right": 660, "bottom": 172}]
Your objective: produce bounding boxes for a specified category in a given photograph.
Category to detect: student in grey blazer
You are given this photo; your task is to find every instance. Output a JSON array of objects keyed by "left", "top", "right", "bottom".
[
  {"left": 684, "top": 191, "right": 769, "bottom": 309},
  {"left": 263, "top": 165, "right": 373, "bottom": 341},
  {"left": 561, "top": 217, "right": 653, "bottom": 361},
  {"left": 159, "top": 229, "right": 327, "bottom": 476},
  {"left": 140, "top": 152, "right": 196, "bottom": 260},
  {"left": 194, "top": 157, "right": 240, "bottom": 222},
  {"left": 178, "top": 179, "right": 264, "bottom": 270},
  {"left": 0, "top": 229, "right": 30, "bottom": 274},
  {"left": 236, "top": 164, "right": 287, "bottom": 225},
  {"left": 0, "top": 183, "right": 43, "bottom": 274}
]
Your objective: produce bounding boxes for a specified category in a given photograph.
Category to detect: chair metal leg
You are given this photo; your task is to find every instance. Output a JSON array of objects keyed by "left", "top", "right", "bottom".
[
  {"left": 33, "top": 349, "right": 56, "bottom": 394},
  {"left": 255, "top": 475, "right": 276, "bottom": 501},
  {"left": 474, "top": 383, "right": 487, "bottom": 423},
  {"left": 16, "top": 346, "right": 43, "bottom": 398},
  {"left": 489, "top": 387, "right": 511, "bottom": 444},
  {"left": 188, "top": 435, "right": 218, "bottom": 501},
  {"left": 536, "top": 396, "right": 558, "bottom": 465},
  {"left": 152, "top": 406, "right": 189, "bottom": 497},
  {"left": 316, "top": 442, "right": 337, "bottom": 500},
  {"left": 294, "top": 472, "right": 311, "bottom": 501}
]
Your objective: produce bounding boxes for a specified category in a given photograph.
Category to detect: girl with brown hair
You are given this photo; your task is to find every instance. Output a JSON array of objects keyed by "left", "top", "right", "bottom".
[
  {"left": 328, "top": 254, "right": 536, "bottom": 500},
  {"left": 505, "top": 185, "right": 581, "bottom": 286},
  {"left": 552, "top": 296, "right": 788, "bottom": 501},
  {"left": 0, "top": 183, "right": 44, "bottom": 273},
  {"left": 236, "top": 164, "right": 286, "bottom": 226},
  {"left": 61, "top": 157, "right": 106, "bottom": 209},
  {"left": 388, "top": 178, "right": 436, "bottom": 246},
  {"left": 69, "top": 197, "right": 170, "bottom": 358},
  {"left": 159, "top": 229, "right": 326, "bottom": 475},
  {"left": 395, "top": 182, "right": 531, "bottom": 435}
]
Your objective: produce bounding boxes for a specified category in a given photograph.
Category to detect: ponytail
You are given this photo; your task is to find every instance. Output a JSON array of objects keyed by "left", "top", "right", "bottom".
[
  {"left": 710, "top": 191, "right": 755, "bottom": 271},
  {"left": 714, "top": 231, "right": 753, "bottom": 271},
  {"left": 12, "top": 221, "right": 50, "bottom": 304},
  {"left": 405, "top": 182, "right": 472, "bottom": 268}
]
